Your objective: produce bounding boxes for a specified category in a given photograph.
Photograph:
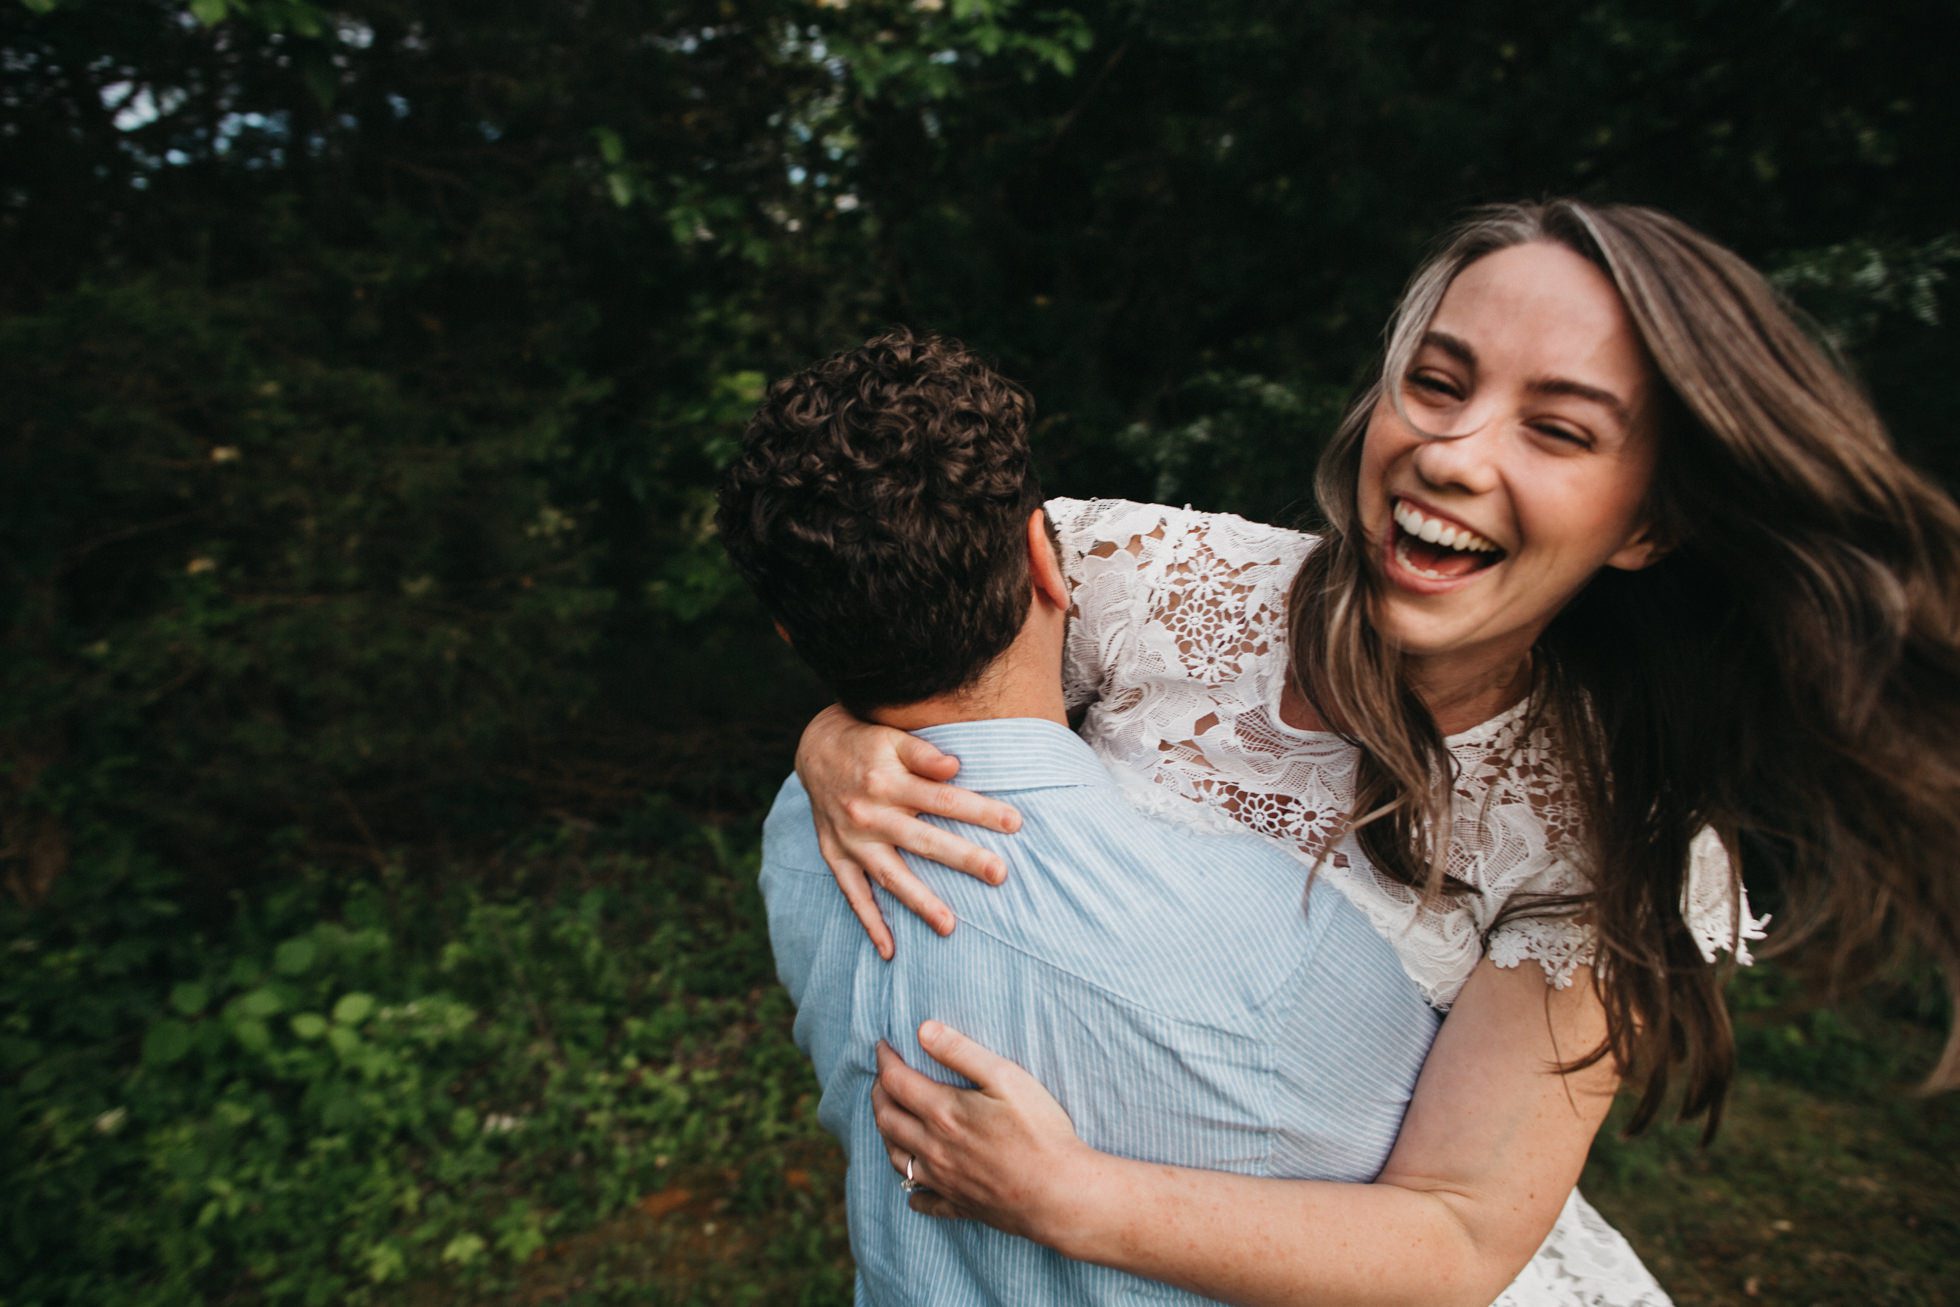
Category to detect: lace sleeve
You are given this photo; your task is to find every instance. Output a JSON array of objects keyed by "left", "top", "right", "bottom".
[
  {"left": 1485, "top": 827, "right": 1768, "bottom": 989},
  {"left": 1046, "top": 497, "right": 1162, "bottom": 714},
  {"left": 1484, "top": 880, "right": 1599, "bottom": 991}
]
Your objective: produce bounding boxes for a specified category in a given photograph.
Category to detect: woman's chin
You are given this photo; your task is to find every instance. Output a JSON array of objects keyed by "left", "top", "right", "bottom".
[
  {"left": 1372, "top": 611, "right": 1466, "bottom": 658},
  {"left": 1371, "top": 596, "right": 1534, "bottom": 674},
  {"left": 1371, "top": 591, "right": 1471, "bottom": 656}
]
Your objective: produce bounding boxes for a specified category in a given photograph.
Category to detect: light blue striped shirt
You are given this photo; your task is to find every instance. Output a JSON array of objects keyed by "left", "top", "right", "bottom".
[{"left": 761, "top": 718, "right": 1441, "bottom": 1305}]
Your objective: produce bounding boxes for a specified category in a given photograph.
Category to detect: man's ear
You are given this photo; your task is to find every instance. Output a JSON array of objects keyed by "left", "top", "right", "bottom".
[{"left": 1026, "top": 508, "right": 1069, "bottom": 611}]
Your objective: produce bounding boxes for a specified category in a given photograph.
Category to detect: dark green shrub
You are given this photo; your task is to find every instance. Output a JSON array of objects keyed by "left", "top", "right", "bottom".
[{"left": 0, "top": 815, "right": 835, "bottom": 1304}]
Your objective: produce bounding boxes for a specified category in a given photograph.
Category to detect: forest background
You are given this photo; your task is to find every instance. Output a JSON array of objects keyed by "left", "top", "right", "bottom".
[{"left": 4, "top": 1, "right": 1958, "bottom": 1303}]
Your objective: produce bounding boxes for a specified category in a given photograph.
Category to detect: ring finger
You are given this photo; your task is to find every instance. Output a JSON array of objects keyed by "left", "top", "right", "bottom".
[{"left": 873, "top": 1082, "right": 933, "bottom": 1175}]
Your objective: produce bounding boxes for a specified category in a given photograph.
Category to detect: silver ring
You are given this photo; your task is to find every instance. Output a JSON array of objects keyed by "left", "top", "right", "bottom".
[{"left": 901, "top": 1153, "right": 924, "bottom": 1194}]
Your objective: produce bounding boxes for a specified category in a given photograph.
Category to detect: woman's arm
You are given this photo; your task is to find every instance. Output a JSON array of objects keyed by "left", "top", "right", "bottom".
[{"left": 873, "top": 958, "right": 1617, "bottom": 1307}]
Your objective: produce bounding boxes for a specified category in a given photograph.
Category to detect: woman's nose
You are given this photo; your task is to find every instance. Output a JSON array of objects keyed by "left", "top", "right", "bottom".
[{"left": 1410, "top": 415, "right": 1501, "bottom": 496}]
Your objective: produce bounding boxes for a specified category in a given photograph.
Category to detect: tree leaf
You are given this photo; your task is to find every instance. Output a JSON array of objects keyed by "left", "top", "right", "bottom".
[
  {"left": 274, "top": 937, "right": 318, "bottom": 975},
  {"left": 441, "top": 1232, "right": 487, "bottom": 1265},
  {"left": 169, "top": 981, "right": 210, "bottom": 1016},
  {"left": 300, "top": 53, "right": 337, "bottom": 110},
  {"left": 143, "top": 1019, "right": 193, "bottom": 1066},
  {"left": 332, "top": 992, "right": 375, "bottom": 1025},
  {"left": 238, "top": 987, "right": 284, "bottom": 1018},
  {"left": 233, "top": 1017, "right": 272, "bottom": 1051}
]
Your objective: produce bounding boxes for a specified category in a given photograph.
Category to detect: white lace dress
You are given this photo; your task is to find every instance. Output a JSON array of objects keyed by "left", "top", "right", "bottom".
[{"left": 1048, "top": 497, "right": 1767, "bottom": 1307}]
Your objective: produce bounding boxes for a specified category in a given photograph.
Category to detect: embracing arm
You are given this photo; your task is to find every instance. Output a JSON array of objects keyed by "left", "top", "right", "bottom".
[{"left": 876, "top": 957, "right": 1616, "bottom": 1307}]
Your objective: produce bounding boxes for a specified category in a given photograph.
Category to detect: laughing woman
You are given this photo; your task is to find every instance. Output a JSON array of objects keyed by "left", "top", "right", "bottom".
[{"left": 794, "top": 201, "right": 1960, "bottom": 1304}]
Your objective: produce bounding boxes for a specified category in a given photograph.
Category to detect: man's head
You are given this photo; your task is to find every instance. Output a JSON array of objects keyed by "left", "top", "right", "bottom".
[{"left": 717, "top": 329, "right": 1048, "bottom": 716}]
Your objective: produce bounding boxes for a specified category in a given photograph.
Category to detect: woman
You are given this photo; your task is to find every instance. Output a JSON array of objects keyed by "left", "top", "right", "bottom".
[{"left": 794, "top": 200, "right": 1960, "bottom": 1304}]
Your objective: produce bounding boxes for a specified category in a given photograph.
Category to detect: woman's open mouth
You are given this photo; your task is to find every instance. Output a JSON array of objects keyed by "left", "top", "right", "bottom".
[{"left": 1388, "top": 497, "right": 1506, "bottom": 584}]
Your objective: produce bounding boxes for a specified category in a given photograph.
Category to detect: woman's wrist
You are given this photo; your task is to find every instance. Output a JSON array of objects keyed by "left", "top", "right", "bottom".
[
  {"left": 1033, "top": 1143, "right": 1129, "bottom": 1261},
  {"left": 794, "top": 702, "right": 853, "bottom": 781}
]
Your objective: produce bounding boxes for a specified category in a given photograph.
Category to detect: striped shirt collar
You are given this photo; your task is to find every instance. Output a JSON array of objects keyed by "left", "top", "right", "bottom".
[{"left": 909, "top": 718, "right": 1114, "bottom": 795}]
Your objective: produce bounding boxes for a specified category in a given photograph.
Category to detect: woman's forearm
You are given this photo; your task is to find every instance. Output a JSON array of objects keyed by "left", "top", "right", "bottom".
[
  {"left": 1047, "top": 1151, "right": 1512, "bottom": 1307},
  {"left": 884, "top": 966, "right": 1609, "bottom": 1306}
]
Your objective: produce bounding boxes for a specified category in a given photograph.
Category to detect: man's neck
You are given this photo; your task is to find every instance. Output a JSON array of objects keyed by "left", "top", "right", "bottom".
[{"left": 867, "top": 645, "right": 1068, "bottom": 732}]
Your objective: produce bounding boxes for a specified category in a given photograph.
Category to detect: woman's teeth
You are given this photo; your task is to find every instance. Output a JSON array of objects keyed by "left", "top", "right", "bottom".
[{"left": 1391, "top": 499, "right": 1498, "bottom": 553}]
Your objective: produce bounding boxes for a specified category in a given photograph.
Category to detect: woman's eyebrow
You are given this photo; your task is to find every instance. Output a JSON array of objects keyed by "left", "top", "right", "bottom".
[
  {"left": 1524, "top": 376, "right": 1632, "bottom": 428},
  {"left": 1420, "top": 330, "right": 1477, "bottom": 369}
]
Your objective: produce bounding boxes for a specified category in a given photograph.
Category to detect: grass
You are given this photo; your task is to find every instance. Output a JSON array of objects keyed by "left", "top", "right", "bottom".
[{"left": 1583, "top": 973, "right": 1959, "bottom": 1305}]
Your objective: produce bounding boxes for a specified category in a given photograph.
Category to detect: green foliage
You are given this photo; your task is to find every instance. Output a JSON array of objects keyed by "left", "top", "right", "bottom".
[
  {"left": 1, "top": 1, "right": 865, "bottom": 878},
  {"left": 815, "top": 0, "right": 1094, "bottom": 102},
  {"left": 3, "top": 3, "right": 1957, "bottom": 1298},
  {"left": 1109, "top": 372, "right": 1352, "bottom": 524},
  {"left": 5, "top": 0, "right": 1957, "bottom": 890},
  {"left": 0, "top": 813, "right": 838, "bottom": 1304},
  {"left": 1771, "top": 235, "right": 1960, "bottom": 348},
  {"left": 3, "top": 276, "right": 615, "bottom": 870}
]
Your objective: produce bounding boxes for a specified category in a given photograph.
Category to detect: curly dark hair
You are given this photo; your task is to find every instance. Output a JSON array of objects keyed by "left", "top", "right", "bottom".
[{"left": 716, "top": 329, "right": 1043, "bottom": 715}]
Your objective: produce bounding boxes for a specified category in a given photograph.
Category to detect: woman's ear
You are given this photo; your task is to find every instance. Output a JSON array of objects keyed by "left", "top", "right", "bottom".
[
  {"left": 1606, "top": 518, "right": 1673, "bottom": 572},
  {"left": 1026, "top": 508, "right": 1069, "bottom": 611}
]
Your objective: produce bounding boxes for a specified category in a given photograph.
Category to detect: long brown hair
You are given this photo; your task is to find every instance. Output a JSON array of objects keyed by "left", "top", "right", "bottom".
[{"left": 1288, "top": 200, "right": 1960, "bottom": 1134}]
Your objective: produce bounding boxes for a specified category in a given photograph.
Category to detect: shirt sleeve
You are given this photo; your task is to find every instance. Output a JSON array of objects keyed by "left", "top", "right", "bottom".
[{"left": 757, "top": 778, "right": 869, "bottom": 1082}]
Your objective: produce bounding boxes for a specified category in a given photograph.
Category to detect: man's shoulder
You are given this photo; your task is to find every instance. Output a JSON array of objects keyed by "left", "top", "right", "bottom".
[{"left": 760, "top": 773, "right": 829, "bottom": 877}]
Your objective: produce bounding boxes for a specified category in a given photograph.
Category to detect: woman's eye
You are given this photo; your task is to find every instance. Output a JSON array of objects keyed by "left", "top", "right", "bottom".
[
  {"left": 1406, "top": 372, "right": 1461, "bottom": 401},
  {"left": 1530, "top": 422, "right": 1592, "bottom": 448}
]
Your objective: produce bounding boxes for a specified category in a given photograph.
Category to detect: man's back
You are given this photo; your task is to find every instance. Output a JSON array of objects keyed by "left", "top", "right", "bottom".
[{"left": 762, "top": 718, "right": 1439, "bottom": 1304}]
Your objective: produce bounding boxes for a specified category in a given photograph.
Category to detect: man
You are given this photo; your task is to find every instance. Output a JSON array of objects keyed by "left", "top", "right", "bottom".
[{"left": 717, "top": 329, "right": 1437, "bottom": 1303}]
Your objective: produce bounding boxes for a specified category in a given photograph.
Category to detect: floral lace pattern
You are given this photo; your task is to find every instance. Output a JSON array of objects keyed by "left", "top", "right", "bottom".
[
  {"left": 1046, "top": 496, "right": 1768, "bottom": 1307},
  {"left": 1049, "top": 495, "right": 1765, "bottom": 1009}
]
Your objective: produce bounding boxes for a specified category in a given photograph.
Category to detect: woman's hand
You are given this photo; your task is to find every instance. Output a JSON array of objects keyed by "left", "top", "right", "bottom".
[
  {"left": 796, "top": 705, "right": 1024, "bottom": 959},
  {"left": 871, "top": 1020, "right": 1094, "bottom": 1245}
]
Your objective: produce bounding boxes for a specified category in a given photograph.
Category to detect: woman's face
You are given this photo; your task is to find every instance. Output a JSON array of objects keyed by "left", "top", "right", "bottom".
[{"left": 1358, "top": 241, "right": 1664, "bottom": 673}]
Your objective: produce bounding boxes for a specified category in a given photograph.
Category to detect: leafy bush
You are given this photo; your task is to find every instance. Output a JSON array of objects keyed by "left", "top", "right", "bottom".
[
  {"left": 0, "top": 809, "right": 840, "bottom": 1305},
  {"left": 2, "top": 276, "right": 617, "bottom": 882}
]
